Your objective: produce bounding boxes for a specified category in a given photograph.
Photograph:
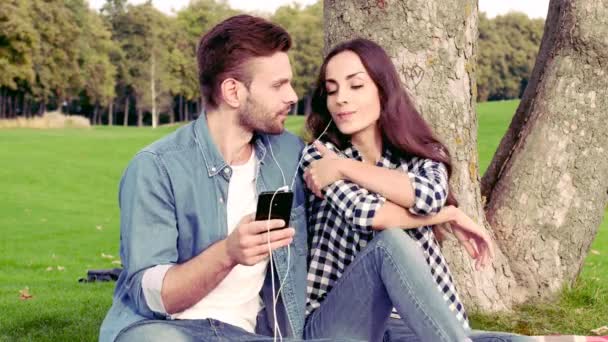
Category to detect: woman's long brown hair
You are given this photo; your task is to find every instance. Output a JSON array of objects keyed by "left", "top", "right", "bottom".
[{"left": 306, "top": 38, "right": 458, "bottom": 207}]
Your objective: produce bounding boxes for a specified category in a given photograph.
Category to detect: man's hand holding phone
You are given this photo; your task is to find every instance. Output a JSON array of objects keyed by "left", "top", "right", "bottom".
[{"left": 225, "top": 214, "right": 295, "bottom": 267}]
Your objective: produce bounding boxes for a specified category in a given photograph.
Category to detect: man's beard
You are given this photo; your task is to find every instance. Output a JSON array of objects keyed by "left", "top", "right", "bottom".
[{"left": 238, "top": 97, "right": 289, "bottom": 135}]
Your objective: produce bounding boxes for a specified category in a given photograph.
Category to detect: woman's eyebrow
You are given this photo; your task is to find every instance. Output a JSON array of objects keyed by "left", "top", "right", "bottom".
[{"left": 326, "top": 71, "right": 366, "bottom": 84}]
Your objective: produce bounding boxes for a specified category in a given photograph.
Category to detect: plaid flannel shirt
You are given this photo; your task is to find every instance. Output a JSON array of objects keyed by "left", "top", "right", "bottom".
[{"left": 301, "top": 141, "right": 469, "bottom": 329}]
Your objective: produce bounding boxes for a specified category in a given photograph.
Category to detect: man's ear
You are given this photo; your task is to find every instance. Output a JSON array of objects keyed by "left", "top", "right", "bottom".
[{"left": 220, "top": 78, "right": 244, "bottom": 108}]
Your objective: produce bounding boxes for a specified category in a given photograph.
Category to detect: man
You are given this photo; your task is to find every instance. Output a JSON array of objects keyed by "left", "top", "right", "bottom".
[{"left": 100, "top": 15, "right": 311, "bottom": 342}]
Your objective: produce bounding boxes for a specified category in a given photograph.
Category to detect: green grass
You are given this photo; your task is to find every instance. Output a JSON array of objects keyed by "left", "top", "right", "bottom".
[{"left": 0, "top": 102, "right": 605, "bottom": 340}]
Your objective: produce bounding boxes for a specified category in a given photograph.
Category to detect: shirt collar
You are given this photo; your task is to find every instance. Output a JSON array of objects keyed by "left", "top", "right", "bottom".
[{"left": 193, "top": 112, "right": 269, "bottom": 177}]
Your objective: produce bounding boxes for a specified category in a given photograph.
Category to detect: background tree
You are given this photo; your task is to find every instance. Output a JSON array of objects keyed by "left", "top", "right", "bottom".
[
  {"left": 79, "top": 8, "right": 117, "bottom": 125},
  {"left": 272, "top": 1, "right": 323, "bottom": 115},
  {"left": 477, "top": 12, "right": 544, "bottom": 101},
  {"left": 0, "top": 0, "right": 37, "bottom": 119},
  {"left": 324, "top": 0, "right": 608, "bottom": 311},
  {"left": 29, "top": 0, "right": 84, "bottom": 113}
]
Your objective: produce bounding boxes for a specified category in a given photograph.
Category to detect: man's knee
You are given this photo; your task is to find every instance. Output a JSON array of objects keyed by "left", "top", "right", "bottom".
[{"left": 115, "top": 321, "right": 197, "bottom": 342}]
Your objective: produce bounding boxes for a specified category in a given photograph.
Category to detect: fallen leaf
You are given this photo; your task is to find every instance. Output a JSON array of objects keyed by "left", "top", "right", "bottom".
[
  {"left": 111, "top": 260, "right": 122, "bottom": 265},
  {"left": 101, "top": 253, "right": 114, "bottom": 259},
  {"left": 46, "top": 266, "right": 53, "bottom": 271},
  {"left": 57, "top": 266, "right": 65, "bottom": 271},
  {"left": 591, "top": 326, "right": 608, "bottom": 335},
  {"left": 96, "top": 225, "right": 104, "bottom": 231},
  {"left": 19, "top": 287, "right": 33, "bottom": 300},
  {"left": 590, "top": 249, "right": 600, "bottom": 255},
  {"left": 40, "top": 218, "right": 47, "bottom": 222}
]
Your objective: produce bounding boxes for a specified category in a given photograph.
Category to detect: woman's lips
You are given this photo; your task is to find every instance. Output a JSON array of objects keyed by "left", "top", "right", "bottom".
[{"left": 336, "top": 111, "right": 355, "bottom": 121}]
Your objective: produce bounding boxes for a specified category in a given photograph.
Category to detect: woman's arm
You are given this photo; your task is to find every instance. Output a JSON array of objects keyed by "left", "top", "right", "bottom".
[
  {"left": 308, "top": 141, "right": 449, "bottom": 216},
  {"left": 373, "top": 203, "right": 495, "bottom": 269},
  {"left": 338, "top": 158, "right": 416, "bottom": 209}
]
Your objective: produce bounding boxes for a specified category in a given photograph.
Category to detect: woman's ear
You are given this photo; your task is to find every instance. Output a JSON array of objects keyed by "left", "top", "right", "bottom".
[{"left": 220, "top": 78, "right": 244, "bottom": 108}]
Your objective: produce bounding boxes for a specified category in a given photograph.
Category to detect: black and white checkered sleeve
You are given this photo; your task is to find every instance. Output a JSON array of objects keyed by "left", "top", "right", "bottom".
[
  {"left": 322, "top": 180, "right": 386, "bottom": 232},
  {"left": 300, "top": 143, "right": 323, "bottom": 173},
  {"left": 405, "top": 157, "right": 449, "bottom": 216},
  {"left": 301, "top": 142, "right": 385, "bottom": 232}
]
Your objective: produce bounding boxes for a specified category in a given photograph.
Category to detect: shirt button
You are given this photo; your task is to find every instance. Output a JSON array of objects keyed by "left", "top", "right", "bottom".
[
  {"left": 223, "top": 168, "right": 230, "bottom": 174},
  {"left": 219, "top": 197, "right": 224, "bottom": 203},
  {"left": 211, "top": 167, "right": 216, "bottom": 172}
]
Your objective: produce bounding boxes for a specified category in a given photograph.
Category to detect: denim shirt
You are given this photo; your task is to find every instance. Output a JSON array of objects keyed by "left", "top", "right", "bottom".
[{"left": 99, "top": 115, "right": 308, "bottom": 342}]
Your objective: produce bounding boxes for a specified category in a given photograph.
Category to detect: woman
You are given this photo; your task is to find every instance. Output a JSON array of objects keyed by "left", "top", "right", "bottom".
[{"left": 300, "top": 38, "right": 520, "bottom": 342}]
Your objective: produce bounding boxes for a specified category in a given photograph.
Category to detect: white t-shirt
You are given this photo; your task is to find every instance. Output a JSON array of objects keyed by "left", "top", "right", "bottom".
[{"left": 143, "top": 151, "right": 268, "bottom": 333}]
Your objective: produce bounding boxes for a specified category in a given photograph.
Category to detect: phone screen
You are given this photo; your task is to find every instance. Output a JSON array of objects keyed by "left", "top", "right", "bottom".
[{"left": 255, "top": 190, "right": 294, "bottom": 229}]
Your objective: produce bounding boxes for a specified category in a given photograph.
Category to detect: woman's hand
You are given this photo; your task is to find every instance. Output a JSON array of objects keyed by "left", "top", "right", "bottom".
[
  {"left": 445, "top": 206, "right": 495, "bottom": 271},
  {"left": 303, "top": 141, "right": 344, "bottom": 198}
]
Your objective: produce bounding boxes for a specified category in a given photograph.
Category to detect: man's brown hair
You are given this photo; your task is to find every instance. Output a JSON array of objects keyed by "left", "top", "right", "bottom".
[{"left": 197, "top": 15, "right": 292, "bottom": 109}]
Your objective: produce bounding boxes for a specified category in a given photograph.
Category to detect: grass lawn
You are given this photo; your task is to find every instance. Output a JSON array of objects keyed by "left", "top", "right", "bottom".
[{"left": 0, "top": 101, "right": 605, "bottom": 341}]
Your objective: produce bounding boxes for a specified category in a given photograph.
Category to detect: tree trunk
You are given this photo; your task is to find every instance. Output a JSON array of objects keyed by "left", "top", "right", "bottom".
[
  {"left": 293, "top": 99, "right": 299, "bottom": 116},
  {"left": 150, "top": 54, "right": 158, "bottom": 129},
  {"left": 169, "top": 98, "right": 175, "bottom": 124},
  {"left": 7, "top": 94, "right": 13, "bottom": 118},
  {"left": 137, "top": 107, "right": 143, "bottom": 127},
  {"left": 24, "top": 98, "right": 30, "bottom": 118},
  {"left": 179, "top": 95, "right": 184, "bottom": 122},
  {"left": 0, "top": 87, "right": 4, "bottom": 119},
  {"left": 0, "top": 87, "right": 6, "bottom": 118},
  {"left": 39, "top": 100, "right": 45, "bottom": 116},
  {"left": 108, "top": 100, "right": 114, "bottom": 126},
  {"left": 483, "top": 0, "right": 608, "bottom": 301},
  {"left": 324, "top": 0, "right": 517, "bottom": 311},
  {"left": 92, "top": 103, "right": 99, "bottom": 125},
  {"left": 304, "top": 95, "right": 312, "bottom": 116},
  {"left": 185, "top": 100, "right": 190, "bottom": 122},
  {"left": 123, "top": 96, "right": 130, "bottom": 127}
]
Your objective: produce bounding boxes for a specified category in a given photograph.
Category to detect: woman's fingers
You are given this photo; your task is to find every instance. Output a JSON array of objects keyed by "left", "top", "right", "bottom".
[
  {"left": 304, "top": 168, "right": 324, "bottom": 198},
  {"left": 454, "top": 229, "right": 478, "bottom": 258}
]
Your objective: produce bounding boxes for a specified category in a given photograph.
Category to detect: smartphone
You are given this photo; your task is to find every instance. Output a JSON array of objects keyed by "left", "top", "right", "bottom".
[{"left": 255, "top": 190, "right": 294, "bottom": 230}]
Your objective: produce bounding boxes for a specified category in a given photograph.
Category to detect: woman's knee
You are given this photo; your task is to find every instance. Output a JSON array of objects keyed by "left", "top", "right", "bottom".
[
  {"left": 115, "top": 321, "right": 196, "bottom": 342},
  {"left": 373, "top": 229, "right": 425, "bottom": 262}
]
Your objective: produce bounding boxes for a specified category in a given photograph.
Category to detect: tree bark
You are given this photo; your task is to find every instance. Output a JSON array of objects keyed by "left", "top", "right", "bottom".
[
  {"left": 7, "top": 94, "right": 13, "bottom": 118},
  {"left": 108, "top": 100, "right": 114, "bottom": 126},
  {"left": 39, "top": 100, "right": 45, "bottom": 116},
  {"left": 137, "top": 107, "right": 143, "bottom": 127},
  {"left": 325, "top": 0, "right": 517, "bottom": 311},
  {"left": 92, "top": 103, "right": 99, "bottom": 125},
  {"left": 185, "top": 100, "right": 190, "bottom": 122},
  {"left": 169, "top": 99, "right": 175, "bottom": 124},
  {"left": 123, "top": 96, "right": 129, "bottom": 127},
  {"left": 304, "top": 95, "right": 312, "bottom": 116},
  {"left": 484, "top": 0, "right": 608, "bottom": 300},
  {"left": 0, "top": 87, "right": 5, "bottom": 119},
  {"left": 179, "top": 95, "right": 184, "bottom": 122},
  {"left": 150, "top": 53, "right": 158, "bottom": 129},
  {"left": 24, "top": 97, "right": 30, "bottom": 118}
]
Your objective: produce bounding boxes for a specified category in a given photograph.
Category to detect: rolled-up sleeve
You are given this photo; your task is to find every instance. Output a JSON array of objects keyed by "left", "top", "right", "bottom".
[
  {"left": 406, "top": 157, "right": 449, "bottom": 216},
  {"left": 118, "top": 151, "right": 178, "bottom": 319}
]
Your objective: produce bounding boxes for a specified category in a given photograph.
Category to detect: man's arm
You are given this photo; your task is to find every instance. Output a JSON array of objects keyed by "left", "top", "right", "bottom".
[
  {"left": 120, "top": 152, "right": 293, "bottom": 317},
  {"left": 160, "top": 215, "right": 293, "bottom": 314}
]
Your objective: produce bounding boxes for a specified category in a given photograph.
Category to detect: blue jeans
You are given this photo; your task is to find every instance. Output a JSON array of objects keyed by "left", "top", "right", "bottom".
[
  {"left": 383, "top": 317, "right": 533, "bottom": 342},
  {"left": 114, "top": 317, "right": 358, "bottom": 342},
  {"left": 304, "top": 229, "right": 470, "bottom": 342}
]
